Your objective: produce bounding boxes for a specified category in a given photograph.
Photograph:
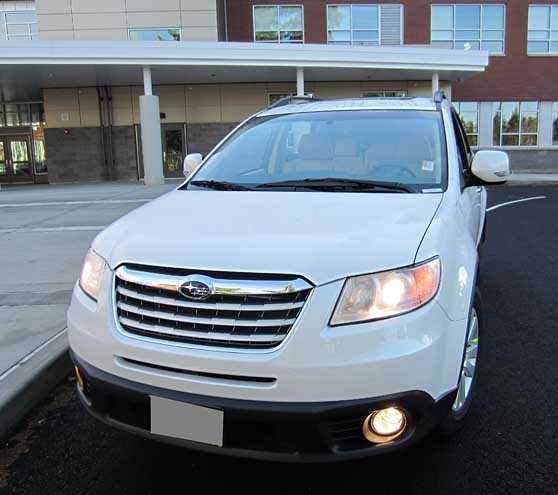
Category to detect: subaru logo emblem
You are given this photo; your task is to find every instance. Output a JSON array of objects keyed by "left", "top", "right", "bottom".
[{"left": 178, "top": 276, "right": 213, "bottom": 301}]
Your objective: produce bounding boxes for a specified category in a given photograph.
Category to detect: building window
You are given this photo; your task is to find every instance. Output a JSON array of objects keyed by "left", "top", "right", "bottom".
[
  {"left": 493, "top": 102, "right": 539, "bottom": 147},
  {"left": 328, "top": 4, "right": 379, "bottom": 45},
  {"left": 327, "top": 4, "right": 403, "bottom": 46},
  {"left": 553, "top": 102, "right": 558, "bottom": 145},
  {"left": 527, "top": 5, "right": 558, "bottom": 54},
  {"left": 253, "top": 5, "right": 304, "bottom": 43},
  {"left": 128, "top": 28, "right": 181, "bottom": 41},
  {"left": 4, "top": 103, "right": 31, "bottom": 127},
  {"left": 0, "top": 103, "right": 31, "bottom": 127},
  {"left": 362, "top": 90, "right": 407, "bottom": 97},
  {"left": 454, "top": 102, "right": 479, "bottom": 147},
  {"left": 0, "top": 10, "right": 38, "bottom": 40},
  {"left": 431, "top": 4, "right": 505, "bottom": 54}
]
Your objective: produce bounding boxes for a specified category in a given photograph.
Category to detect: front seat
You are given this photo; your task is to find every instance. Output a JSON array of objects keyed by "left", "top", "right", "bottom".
[
  {"left": 332, "top": 137, "right": 366, "bottom": 175},
  {"left": 365, "top": 137, "right": 402, "bottom": 173},
  {"left": 283, "top": 134, "right": 333, "bottom": 175}
]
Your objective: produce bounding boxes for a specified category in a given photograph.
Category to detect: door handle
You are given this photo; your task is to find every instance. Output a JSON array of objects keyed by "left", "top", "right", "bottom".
[{"left": 476, "top": 187, "right": 483, "bottom": 193}]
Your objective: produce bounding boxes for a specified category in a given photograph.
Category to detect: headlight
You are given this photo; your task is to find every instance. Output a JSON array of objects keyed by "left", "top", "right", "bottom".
[
  {"left": 330, "top": 257, "right": 441, "bottom": 326},
  {"left": 79, "top": 249, "right": 106, "bottom": 301}
]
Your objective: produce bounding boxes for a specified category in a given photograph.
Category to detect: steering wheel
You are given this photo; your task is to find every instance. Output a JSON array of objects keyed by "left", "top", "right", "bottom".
[{"left": 372, "top": 161, "right": 418, "bottom": 180}]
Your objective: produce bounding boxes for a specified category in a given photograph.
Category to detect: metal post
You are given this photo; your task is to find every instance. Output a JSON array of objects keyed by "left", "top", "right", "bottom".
[
  {"left": 432, "top": 72, "right": 440, "bottom": 96},
  {"left": 140, "top": 66, "right": 164, "bottom": 186},
  {"left": 296, "top": 67, "right": 305, "bottom": 96}
]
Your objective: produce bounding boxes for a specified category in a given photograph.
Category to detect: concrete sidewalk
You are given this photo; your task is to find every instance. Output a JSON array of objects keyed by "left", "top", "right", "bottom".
[
  {"left": 506, "top": 172, "right": 558, "bottom": 184},
  {"left": 0, "top": 181, "right": 177, "bottom": 438}
]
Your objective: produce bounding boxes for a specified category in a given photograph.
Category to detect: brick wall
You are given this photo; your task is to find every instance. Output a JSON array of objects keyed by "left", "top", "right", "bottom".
[
  {"left": 44, "top": 127, "right": 105, "bottom": 182},
  {"left": 186, "top": 123, "right": 238, "bottom": 156},
  {"left": 45, "top": 126, "right": 138, "bottom": 182},
  {"left": 226, "top": 0, "right": 558, "bottom": 101},
  {"left": 504, "top": 150, "right": 558, "bottom": 173},
  {"left": 112, "top": 126, "right": 138, "bottom": 180}
]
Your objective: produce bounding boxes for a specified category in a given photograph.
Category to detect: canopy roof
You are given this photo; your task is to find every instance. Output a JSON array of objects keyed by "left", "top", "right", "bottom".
[{"left": 0, "top": 40, "right": 489, "bottom": 101}]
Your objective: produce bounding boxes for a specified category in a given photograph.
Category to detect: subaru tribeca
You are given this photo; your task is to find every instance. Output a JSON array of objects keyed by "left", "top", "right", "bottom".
[{"left": 68, "top": 95, "right": 509, "bottom": 461}]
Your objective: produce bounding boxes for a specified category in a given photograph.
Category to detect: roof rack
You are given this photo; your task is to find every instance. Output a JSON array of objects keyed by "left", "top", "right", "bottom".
[
  {"left": 268, "top": 95, "right": 319, "bottom": 109},
  {"left": 433, "top": 90, "right": 447, "bottom": 110}
]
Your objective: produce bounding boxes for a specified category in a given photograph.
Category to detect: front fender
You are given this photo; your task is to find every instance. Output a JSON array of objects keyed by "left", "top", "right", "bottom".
[{"left": 415, "top": 195, "right": 477, "bottom": 322}]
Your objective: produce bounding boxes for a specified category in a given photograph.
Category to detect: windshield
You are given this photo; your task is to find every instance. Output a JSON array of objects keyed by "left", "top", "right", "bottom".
[{"left": 185, "top": 110, "right": 447, "bottom": 193}]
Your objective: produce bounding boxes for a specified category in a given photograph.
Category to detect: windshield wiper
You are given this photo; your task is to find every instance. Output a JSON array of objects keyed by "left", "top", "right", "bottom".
[
  {"left": 189, "top": 180, "right": 254, "bottom": 191},
  {"left": 256, "top": 178, "right": 415, "bottom": 193}
]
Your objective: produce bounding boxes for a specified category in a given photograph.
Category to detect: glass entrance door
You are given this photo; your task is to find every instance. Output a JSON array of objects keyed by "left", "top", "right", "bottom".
[
  {"left": 162, "top": 125, "right": 185, "bottom": 178},
  {"left": 0, "top": 140, "right": 7, "bottom": 180},
  {"left": 9, "top": 137, "right": 32, "bottom": 181},
  {"left": 135, "top": 124, "right": 187, "bottom": 180},
  {"left": 0, "top": 136, "right": 33, "bottom": 183}
]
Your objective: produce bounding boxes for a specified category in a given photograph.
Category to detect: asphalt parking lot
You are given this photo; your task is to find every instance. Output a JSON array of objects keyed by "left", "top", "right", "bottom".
[{"left": 1, "top": 185, "right": 558, "bottom": 494}]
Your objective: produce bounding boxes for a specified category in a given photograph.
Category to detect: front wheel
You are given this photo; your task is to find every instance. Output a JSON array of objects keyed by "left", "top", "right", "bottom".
[{"left": 439, "top": 288, "right": 482, "bottom": 435}]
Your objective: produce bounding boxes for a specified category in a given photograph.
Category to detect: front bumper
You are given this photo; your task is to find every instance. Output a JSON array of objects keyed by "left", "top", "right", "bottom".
[
  {"left": 73, "top": 352, "right": 455, "bottom": 462},
  {"left": 68, "top": 275, "right": 467, "bottom": 403}
]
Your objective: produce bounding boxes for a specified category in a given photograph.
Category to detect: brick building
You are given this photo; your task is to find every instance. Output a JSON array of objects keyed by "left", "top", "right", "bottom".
[{"left": 0, "top": 0, "right": 556, "bottom": 184}]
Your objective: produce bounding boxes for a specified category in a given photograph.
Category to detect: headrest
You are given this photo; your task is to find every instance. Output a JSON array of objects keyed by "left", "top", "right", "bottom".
[
  {"left": 365, "top": 141, "right": 396, "bottom": 160},
  {"left": 298, "top": 134, "right": 332, "bottom": 160},
  {"left": 334, "top": 138, "right": 359, "bottom": 157},
  {"left": 400, "top": 135, "right": 432, "bottom": 161}
]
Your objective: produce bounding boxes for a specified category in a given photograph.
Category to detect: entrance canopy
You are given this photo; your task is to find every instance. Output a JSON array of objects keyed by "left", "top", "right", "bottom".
[
  {"left": 0, "top": 40, "right": 488, "bottom": 101},
  {"left": 0, "top": 40, "right": 489, "bottom": 185}
]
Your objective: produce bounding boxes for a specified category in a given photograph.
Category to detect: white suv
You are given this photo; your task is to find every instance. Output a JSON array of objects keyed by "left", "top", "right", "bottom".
[{"left": 68, "top": 95, "right": 509, "bottom": 462}]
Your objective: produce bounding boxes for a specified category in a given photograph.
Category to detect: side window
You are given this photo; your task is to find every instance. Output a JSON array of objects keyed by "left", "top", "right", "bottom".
[
  {"left": 455, "top": 111, "right": 473, "bottom": 158},
  {"left": 451, "top": 109, "right": 470, "bottom": 178}
]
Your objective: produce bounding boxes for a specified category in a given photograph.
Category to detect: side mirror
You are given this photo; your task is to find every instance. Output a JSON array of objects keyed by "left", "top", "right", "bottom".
[
  {"left": 470, "top": 150, "right": 510, "bottom": 184},
  {"left": 183, "top": 153, "right": 203, "bottom": 178}
]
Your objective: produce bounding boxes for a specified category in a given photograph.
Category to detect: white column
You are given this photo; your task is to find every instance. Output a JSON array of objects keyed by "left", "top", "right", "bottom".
[
  {"left": 296, "top": 67, "right": 305, "bottom": 96},
  {"left": 538, "top": 101, "right": 553, "bottom": 148},
  {"left": 143, "top": 66, "right": 153, "bottom": 96},
  {"left": 140, "top": 66, "right": 164, "bottom": 186},
  {"left": 432, "top": 72, "right": 439, "bottom": 96},
  {"left": 478, "top": 102, "right": 494, "bottom": 148}
]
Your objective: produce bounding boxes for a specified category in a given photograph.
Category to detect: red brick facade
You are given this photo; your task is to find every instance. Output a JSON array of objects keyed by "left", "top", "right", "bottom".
[{"left": 226, "top": 0, "right": 558, "bottom": 101}]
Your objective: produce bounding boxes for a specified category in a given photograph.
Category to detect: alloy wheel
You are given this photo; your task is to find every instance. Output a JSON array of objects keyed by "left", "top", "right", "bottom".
[{"left": 452, "top": 308, "right": 479, "bottom": 412}]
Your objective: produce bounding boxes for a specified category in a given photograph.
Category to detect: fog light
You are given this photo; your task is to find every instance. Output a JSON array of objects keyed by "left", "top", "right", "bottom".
[
  {"left": 372, "top": 408, "right": 405, "bottom": 436},
  {"left": 362, "top": 407, "right": 407, "bottom": 443}
]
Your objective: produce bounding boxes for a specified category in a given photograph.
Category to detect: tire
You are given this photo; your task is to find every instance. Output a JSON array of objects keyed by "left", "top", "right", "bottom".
[{"left": 438, "top": 287, "right": 483, "bottom": 435}]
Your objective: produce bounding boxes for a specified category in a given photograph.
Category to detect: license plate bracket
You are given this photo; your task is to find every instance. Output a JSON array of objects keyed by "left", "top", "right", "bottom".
[{"left": 150, "top": 396, "right": 224, "bottom": 447}]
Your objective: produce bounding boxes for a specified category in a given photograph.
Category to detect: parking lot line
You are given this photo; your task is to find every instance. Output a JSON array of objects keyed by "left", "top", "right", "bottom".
[
  {"left": 0, "top": 226, "right": 106, "bottom": 233},
  {"left": 486, "top": 196, "right": 546, "bottom": 212},
  {"left": 0, "top": 199, "right": 150, "bottom": 208}
]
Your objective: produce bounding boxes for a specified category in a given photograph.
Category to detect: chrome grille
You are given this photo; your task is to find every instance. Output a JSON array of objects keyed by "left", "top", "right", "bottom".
[{"left": 114, "top": 265, "right": 312, "bottom": 349}]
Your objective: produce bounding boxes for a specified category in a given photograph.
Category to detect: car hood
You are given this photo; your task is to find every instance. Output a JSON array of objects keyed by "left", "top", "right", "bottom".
[{"left": 93, "top": 190, "right": 443, "bottom": 286}]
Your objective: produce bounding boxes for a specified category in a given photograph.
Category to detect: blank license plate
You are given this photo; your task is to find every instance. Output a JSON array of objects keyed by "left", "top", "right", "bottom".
[{"left": 150, "top": 396, "right": 224, "bottom": 447}]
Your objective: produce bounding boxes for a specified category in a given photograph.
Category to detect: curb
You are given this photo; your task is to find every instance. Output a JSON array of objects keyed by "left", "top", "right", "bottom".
[
  {"left": 507, "top": 181, "right": 558, "bottom": 186},
  {"left": 506, "top": 174, "right": 558, "bottom": 185},
  {"left": 0, "top": 329, "right": 71, "bottom": 440}
]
